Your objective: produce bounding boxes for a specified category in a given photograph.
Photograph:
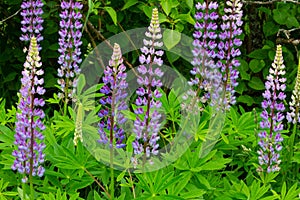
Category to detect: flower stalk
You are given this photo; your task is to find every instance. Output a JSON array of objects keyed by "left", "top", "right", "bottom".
[
  {"left": 218, "top": 0, "right": 243, "bottom": 109},
  {"left": 131, "top": 8, "right": 164, "bottom": 168},
  {"left": 188, "top": 1, "right": 220, "bottom": 111},
  {"left": 257, "top": 45, "right": 286, "bottom": 173},
  {"left": 57, "top": 0, "right": 83, "bottom": 115},
  {"left": 285, "top": 57, "right": 300, "bottom": 180},
  {"left": 12, "top": 36, "right": 46, "bottom": 198},
  {"left": 98, "top": 43, "right": 128, "bottom": 199}
]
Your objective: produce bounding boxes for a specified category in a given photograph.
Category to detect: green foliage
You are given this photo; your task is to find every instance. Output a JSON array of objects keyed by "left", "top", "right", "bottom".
[{"left": 0, "top": 178, "right": 18, "bottom": 200}]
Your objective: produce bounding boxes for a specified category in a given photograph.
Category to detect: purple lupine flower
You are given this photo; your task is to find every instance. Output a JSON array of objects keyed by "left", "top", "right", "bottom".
[
  {"left": 98, "top": 43, "right": 128, "bottom": 149},
  {"left": 57, "top": 0, "right": 83, "bottom": 100},
  {"left": 217, "top": 0, "right": 243, "bottom": 109},
  {"left": 257, "top": 45, "right": 286, "bottom": 173},
  {"left": 187, "top": 1, "right": 223, "bottom": 111},
  {"left": 20, "top": 0, "right": 44, "bottom": 48},
  {"left": 12, "top": 36, "right": 46, "bottom": 182},
  {"left": 287, "top": 59, "right": 300, "bottom": 124},
  {"left": 131, "top": 8, "right": 163, "bottom": 166}
]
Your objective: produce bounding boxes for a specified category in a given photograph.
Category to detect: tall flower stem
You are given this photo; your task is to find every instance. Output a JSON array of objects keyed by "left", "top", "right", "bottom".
[
  {"left": 218, "top": 0, "right": 243, "bottom": 108},
  {"left": 257, "top": 45, "right": 286, "bottom": 173},
  {"left": 128, "top": 169, "right": 136, "bottom": 198},
  {"left": 110, "top": 87, "right": 115, "bottom": 199},
  {"left": 22, "top": 182, "right": 26, "bottom": 199},
  {"left": 98, "top": 43, "right": 128, "bottom": 198},
  {"left": 285, "top": 58, "right": 300, "bottom": 182},
  {"left": 58, "top": 0, "right": 83, "bottom": 115},
  {"left": 291, "top": 125, "right": 297, "bottom": 177},
  {"left": 110, "top": 147, "right": 114, "bottom": 199},
  {"left": 29, "top": 174, "right": 34, "bottom": 199},
  {"left": 12, "top": 36, "right": 46, "bottom": 199},
  {"left": 131, "top": 8, "right": 164, "bottom": 169},
  {"left": 189, "top": 1, "right": 220, "bottom": 109}
]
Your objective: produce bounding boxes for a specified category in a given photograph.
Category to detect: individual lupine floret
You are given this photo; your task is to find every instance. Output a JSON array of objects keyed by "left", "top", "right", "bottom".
[
  {"left": 132, "top": 8, "right": 164, "bottom": 166},
  {"left": 257, "top": 45, "right": 286, "bottom": 173},
  {"left": 20, "top": 0, "right": 44, "bottom": 48},
  {"left": 287, "top": 58, "right": 300, "bottom": 124},
  {"left": 217, "top": 0, "right": 243, "bottom": 109},
  {"left": 98, "top": 43, "right": 128, "bottom": 149},
  {"left": 12, "top": 36, "right": 46, "bottom": 183},
  {"left": 57, "top": 0, "right": 83, "bottom": 101},
  {"left": 188, "top": 1, "right": 222, "bottom": 110}
]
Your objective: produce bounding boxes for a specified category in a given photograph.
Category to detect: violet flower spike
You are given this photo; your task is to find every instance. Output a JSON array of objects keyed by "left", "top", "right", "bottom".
[
  {"left": 20, "top": 0, "right": 44, "bottom": 48},
  {"left": 57, "top": 0, "right": 83, "bottom": 100},
  {"left": 188, "top": 1, "right": 223, "bottom": 111},
  {"left": 287, "top": 58, "right": 300, "bottom": 124},
  {"left": 12, "top": 36, "right": 46, "bottom": 182},
  {"left": 218, "top": 0, "right": 243, "bottom": 109},
  {"left": 257, "top": 45, "right": 286, "bottom": 173},
  {"left": 132, "top": 8, "right": 163, "bottom": 166},
  {"left": 98, "top": 43, "right": 128, "bottom": 149}
]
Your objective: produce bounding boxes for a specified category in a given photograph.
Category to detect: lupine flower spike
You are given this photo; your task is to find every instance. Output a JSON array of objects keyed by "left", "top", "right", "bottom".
[
  {"left": 131, "top": 8, "right": 164, "bottom": 167},
  {"left": 12, "top": 36, "right": 46, "bottom": 183},
  {"left": 98, "top": 43, "right": 128, "bottom": 149},
  {"left": 188, "top": 1, "right": 221, "bottom": 111},
  {"left": 218, "top": 0, "right": 243, "bottom": 109},
  {"left": 58, "top": 0, "right": 83, "bottom": 102},
  {"left": 20, "top": 0, "right": 44, "bottom": 49},
  {"left": 257, "top": 45, "right": 286, "bottom": 173},
  {"left": 287, "top": 58, "right": 300, "bottom": 124}
]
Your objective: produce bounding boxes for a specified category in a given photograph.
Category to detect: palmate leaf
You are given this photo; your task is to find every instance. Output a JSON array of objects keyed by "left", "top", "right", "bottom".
[
  {"left": 47, "top": 138, "right": 90, "bottom": 170},
  {"left": 67, "top": 177, "right": 94, "bottom": 191},
  {"left": 0, "top": 125, "right": 14, "bottom": 150},
  {"left": 180, "top": 188, "right": 205, "bottom": 199},
  {"left": 153, "top": 171, "right": 176, "bottom": 193},
  {"left": 143, "top": 195, "right": 184, "bottom": 200},
  {"left": 280, "top": 182, "right": 300, "bottom": 200},
  {"left": 190, "top": 156, "right": 231, "bottom": 172},
  {"left": 53, "top": 111, "right": 75, "bottom": 138},
  {"left": 249, "top": 180, "right": 270, "bottom": 200},
  {"left": 136, "top": 170, "right": 180, "bottom": 196},
  {"left": 0, "top": 179, "right": 17, "bottom": 199},
  {"left": 169, "top": 171, "right": 191, "bottom": 196},
  {"left": 42, "top": 189, "right": 81, "bottom": 200},
  {"left": 174, "top": 148, "right": 231, "bottom": 172}
]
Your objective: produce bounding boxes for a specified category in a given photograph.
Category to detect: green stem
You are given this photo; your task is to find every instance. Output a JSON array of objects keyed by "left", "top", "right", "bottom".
[
  {"left": 29, "top": 174, "right": 34, "bottom": 200},
  {"left": 128, "top": 169, "right": 136, "bottom": 199},
  {"left": 83, "top": 167, "right": 111, "bottom": 199},
  {"left": 110, "top": 147, "right": 114, "bottom": 200},
  {"left": 283, "top": 124, "right": 297, "bottom": 184},
  {"left": 22, "top": 181, "right": 26, "bottom": 200},
  {"left": 289, "top": 124, "right": 297, "bottom": 172},
  {"left": 63, "top": 86, "right": 68, "bottom": 116},
  {"left": 109, "top": 70, "right": 117, "bottom": 200}
]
